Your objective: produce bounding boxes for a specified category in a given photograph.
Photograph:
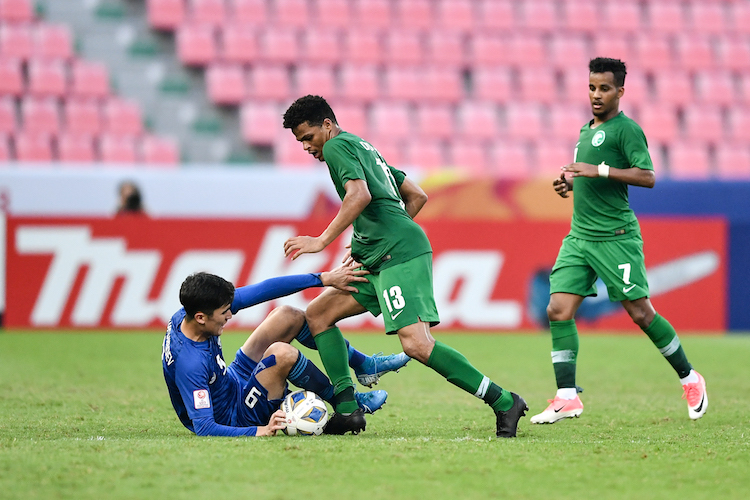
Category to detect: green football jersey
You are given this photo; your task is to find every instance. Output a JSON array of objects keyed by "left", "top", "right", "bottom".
[
  {"left": 570, "top": 112, "right": 653, "bottom": 241},
  {"left": 322, "top": 131, "right": 432, "bottom": 271}
]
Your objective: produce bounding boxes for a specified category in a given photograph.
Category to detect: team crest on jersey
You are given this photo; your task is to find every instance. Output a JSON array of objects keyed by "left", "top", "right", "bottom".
[
  {"left": 193, "top": 389, "right": 210, "bottom": 409},
  {"left": 592, "top": 130, "right": 606, "bottom": 147}
]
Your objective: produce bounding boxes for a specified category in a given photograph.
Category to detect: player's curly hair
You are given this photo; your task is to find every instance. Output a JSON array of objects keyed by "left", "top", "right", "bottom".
[
  {"left": 180, "top": 272, "right": 235, "bottom": 318},
  {"left": 283, "top": 95, "right": 338, "bottom": 129},
  {"left": 589, "top": 57, "right": 627, "bottom": 87}
]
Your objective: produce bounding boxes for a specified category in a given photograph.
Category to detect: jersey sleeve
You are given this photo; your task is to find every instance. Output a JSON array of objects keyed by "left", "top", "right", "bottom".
[
  {"left": 323, "top": 139, "right": 366, "bottom": 185},
  {"left": 231, "top": 273, "right": 323, "bottom": 313},
  {"left": 621, "top": 121, "right": 654, "bottom": 171},
  {"left": 388, "top": 165, "right": 406, "bottom": 188}
]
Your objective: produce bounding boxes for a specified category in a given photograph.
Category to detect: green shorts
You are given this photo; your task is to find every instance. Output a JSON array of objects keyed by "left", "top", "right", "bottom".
[
  {"left": 351, "top": 253, "right": 440, "bottom": 334},
  {"left": 549, "top": 234, "right": 650, "bottom": 302}
]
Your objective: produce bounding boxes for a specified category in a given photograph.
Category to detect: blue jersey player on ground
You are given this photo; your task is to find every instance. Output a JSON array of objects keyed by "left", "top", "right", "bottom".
[{"left": 162, "top": 262, "right": 410, "bottom": 436}]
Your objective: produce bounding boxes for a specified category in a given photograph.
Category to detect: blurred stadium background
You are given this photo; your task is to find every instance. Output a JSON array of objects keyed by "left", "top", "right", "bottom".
[{"left": 0, "top": 0, "right": 748, "bottom": 332}]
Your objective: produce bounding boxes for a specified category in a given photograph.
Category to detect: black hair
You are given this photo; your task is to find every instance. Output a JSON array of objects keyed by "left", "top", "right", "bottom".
[
  {"left": 118, "top": 181, "right": 144, "bottom": 213},
  {"left": 179, "top": 272, "right": 235, "bottom": 318},
  {"left": 283, "top": 95, "right": 338, "bottom": 130},
  {"left": 589, "top": 57, "right": 627, "bottom": 87}
]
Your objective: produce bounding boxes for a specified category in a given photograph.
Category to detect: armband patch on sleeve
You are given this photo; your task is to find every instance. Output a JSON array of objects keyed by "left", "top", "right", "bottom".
[{"left": 193, "top": 389, "right": 211, "bottom": 409}]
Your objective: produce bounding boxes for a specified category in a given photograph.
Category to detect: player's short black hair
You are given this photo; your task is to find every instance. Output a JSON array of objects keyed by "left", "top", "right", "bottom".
[
  {"left": 179, "top": 272, "right": 235, "bottom": 318},
  {"left": 589, "top": 57, "right": 627, "bottom": 87},
  {"left": 283, "top": 95, "right": 338, "bottom": 129}
]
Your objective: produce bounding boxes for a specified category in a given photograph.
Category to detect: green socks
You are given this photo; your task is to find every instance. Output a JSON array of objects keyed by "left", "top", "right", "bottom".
[
  {"left": 313, "top": 327, "right": 358, "bottom": 414},
  {"left": 643, "top": 313, "right": 692, "bottom": 379},
  {"left": 426, "top": 340, "right": 513, "bottom": 412},
  {"left": 550, "top": 319, "right": 579, "bottom": 389}
]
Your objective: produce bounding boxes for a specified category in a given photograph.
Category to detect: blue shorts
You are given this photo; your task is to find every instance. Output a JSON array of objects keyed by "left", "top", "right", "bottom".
[{"left": 230, "top": 348, "right": 287, "bottom": 427}]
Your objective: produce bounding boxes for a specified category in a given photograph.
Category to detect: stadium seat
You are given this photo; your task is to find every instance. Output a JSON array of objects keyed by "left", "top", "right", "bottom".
[
  {"left": 535, "top": 140, "right": 575, "bottom": 176},
  {"left": 0, "top": 0, "right": 33, "bottom": 22},
  {"left": 176, "top": 24, "right": 217, "bottom": 66},
  {"left": 220, "top": 25, "right": 259, "bottom": 64},
  {"left": 70, "top": 60, "right": 110, "bottom": 99},
  {"left": 549, "top": 103, "right": 590, "bottom": 142},
  {"left": 246, "top": 64, "right": 290, "bottom": 101},
  {"left": 505, "top": 102, "right": 544, "bottom": 141},
  {"left": 0, "top": 96, "right": 16, "bottom": 134},
  {"left": 507, "top": 33, "right": 546, "bottom": 66},
  {"left": 273, "top": 130, "right": 317, "bottom": 166},
  {"left": 561, "top": 0, "right": 597, "bottom": 33},
  {"left": 0, "top": 24, "right": 33, "bottom": 60},
  {"left": 230, "top": 0, "right": 268, "bottom": 26},
  {"left": 313, "top": 0, "right": 352, "bottom": 28},
  {"left": 338, "top": 64, "right": 380, "bottom": 103},
  {"left": 148, "top": 0, "right": 186, "bottom": 30},
  {"left": 456, "top": 101, "right": 500, "bottom": 140},
  {"left": 403, "top": 139, "right": 445, "bottom": 171},
  {"left": 638, "top": 105, "right": 679, "bottom": 143},
  {"left": 715, "top": 143, "right": 750, "bottom": 179},
  {"left": 489, "top": 140, "right": 532, "bottom": 178},
  {"left": 517, "top": 67, "right": 558, "bottom": 104},
  {"left": 468, "top": 34, "right": 510, "bottom": 68},
  {"left": 295, "top": 64, "right": 336, "bottom": 98},
  {"left": 647, "top": 0, "right": 686, "bottom": 34},
  {"left": 34, "top": 24, "right": 73, "bottom": 61},
  {"left": 423, "top": 67, "right": 463, "bottom": 103},
  {"left": 342, "top": 30, "right": 382, "bottom": 65},
  {"left": 741, "top": 73, "right": 750, "bottom": 106},
  {"left": 414, "top": 104, "right": 454, "bottom": 140},
  {"left": 353, "top": 0, "right": 393, "bottom": 29},
  {"left": 57, "top": 133, "right": 96, "bottom": 162},
  {"left": 301, "top": 28, "right": 342, "bottom": 65},
  {"left": 592, "top": 35, "right": 633, "bottom": 65},
  {"left": 273, "top": 0, "right": 310, "bottom": 28},
  {"left": 447, "top": 140, "right": 489, "bottom": 176},
  {"left": 687, "top": 2, "right": 728, "bottom": 35},
  {"left": 366, "top": 137, "right": 404, "bottom": 167},
  {"left": 652, "top": 71, "right": 694, "bottom": 106},
  {"left": 103, "top": 98, "right": 143, "bottom": 137},
  {"left": 475, "top": 0, "right": 514, "bottom": 31},
  {"left": 548, "top": 34, "right": 592, "bottom": 72},
  {"left": 425, "top": 31, "right": 465, "bottom": 68},
  {"left": 603, "top": 1, "right": 643, "bottom": 33},
  {"left": 518, "top": 0, "right": 557, "bottom": 32},
  {"left": 695, "top": 71, "right": 734, "bottom": 106},
  {"left": 370, "top": 101, "right": 412, "bottom": 138},
  {"left": 394, "top": 0, "right": 434, "bottom": 31},
  {"left": 27, "top": 59, "right": 67, "bottom": 98},
  {"left": 727, "top": 107, "right": 750, "bottom": 142},
  {"left": 728, "top": 1, "right": 750, "bottom": 34},
  {"left": 0, "top": 133, "right": 10, "bottom": 161},
  {"left": 634, "top": 33, "right": 673, "bottom": 71},
  {"left": 0, "top": 57, "right": 24, "bottom": 96},
  {"left": 621, "top": 71, "right": 649, "bottom": 104},
  {"left": 21, "top": 96, "right": 59, "bottom": 135},
  {"left": 188, "top": 0, "right": 226, "bottom": 27},
  {"left": 14, "top": 132, "right": 53, "bottom": 161},
  {"left": 668, "top": 140, "right": 711, "bottom": 179},
  {"left": 142, "top": 134, "right": 180, "bottom": 164},
  {"left": 383, "top": 30, "right": 424, "bottom": 66},
  {"left": 716, "top": 37, "right": 750, "bottom": 72},
  {"left": 471, "top": 67, "right": 512, "bottom": 103},
  {"left": 674, "top": 34, "right": 714, "bottom": 71},
  {"left": 64, "top": 98, "right": 102, "bottom": 136},
  {"left": 328, "top": 101, "right": 368, "bottom": 137},
  {"left": 206, "top": 64, "right": 246, "bottom": 105},
  {"left": 560, "top": 67, "right": 592, "bottom": 103},
  {"left": 241, "top": 101, "right": 279, "bottom": 146},
  {"left": 435, "top": 0, "right": 475, "bottom": 34},
  {"left": 100, "top": 134, "right": 138, "bottom": 163}
]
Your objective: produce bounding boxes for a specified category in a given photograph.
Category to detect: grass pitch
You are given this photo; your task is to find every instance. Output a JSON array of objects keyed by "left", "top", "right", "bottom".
[{"left": 1, "top": 330, "right": 748, "bottom": 500}]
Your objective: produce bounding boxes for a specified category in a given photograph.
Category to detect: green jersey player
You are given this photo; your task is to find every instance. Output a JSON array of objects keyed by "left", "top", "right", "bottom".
[
  {"left": 282, "top": 95, "right": 527, "bottom": 437},
  {"left": 530, "top": 58, "right": 708, "bottom": 425}
]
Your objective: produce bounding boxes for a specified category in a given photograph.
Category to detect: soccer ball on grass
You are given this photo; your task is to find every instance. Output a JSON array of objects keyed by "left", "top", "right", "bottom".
[{"left": 281, "top": 390, "right": 328, "bottom": 436}]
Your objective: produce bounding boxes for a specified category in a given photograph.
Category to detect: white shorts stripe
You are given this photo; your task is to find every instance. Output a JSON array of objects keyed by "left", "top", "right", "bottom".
[
  {"left": 474, "top": 376, "right": 490, "bottom": 398},
  {"left": 659, "top": 336, "right": 681, "bottom": 357}
]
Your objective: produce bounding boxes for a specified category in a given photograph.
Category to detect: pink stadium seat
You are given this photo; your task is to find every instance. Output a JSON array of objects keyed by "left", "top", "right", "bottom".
[
  {"left": 0, "top": 97, "right": 16, "bottom": 134},
  {"left": 366, "top": 137, "right": 404, "bottom": 167},
  {"left": 177, "top": 24, "right": 217, "bottom": 66},
  {"left": 100, "top": 134, "right": 138, "bottom": 163},
  {"left": 148, "top": 0, "right": 186, "bottom": 30},
  {"left": 621, "top": 71, "right": 650, "bottom": 105},
  {"left": 652, "top": 71, "right": 693, "bottom": 106},
  {"left": 505, "top": 102, "right": 544, "bottom": 141},
  {"left": 448, "top": 140, "right": 489, "bottom": 176},
  {"left": 507, "top": 33, "right": 545, "bottom": 66},
  {"left": 472, "top": 67, "right": 512, "bottom": 103},
  {"left": 468, "top": 34, "right": 510, "bottom": 68},
  {"left": 64, "top": 98, "right": 102, "bottom": 136},
  {"left": 273, "top": 0, "right": 310, "bottom": 28},
  {"left": 34, "top": 24, "right": 73, "bottom": 61},
  {"left": 674, "top": 34, "right": 714, "bottom": 71},
  {"left": 246, "top": 64, "right": 290, "bottom": 101},
  {"left": 370, "top": 101, "right": 412, "bottom": 138},
  {"left": 741, "top": 73, "right": 750, "bottom": 106},
  {"left": 0, "top": 57, "right": 24, "bottom": 96},
  {"left": 535, "top": 140, "right": 575, "bottom": 176},
  {"left": 0, "top": 0, "right": 33, "bottom": 22},
  {"left": 70, "top": 60, "right": 110, "bottom": 99},
  {"left": 274, "top": 131, "right": 317, "bottom": 166},
  {"left": 560, "top": 67, "right": 592, "bottom": 103},
  {"left": 647, "top": 0, "right": 686, "bottom": 34},
  {"left": 301, "top": 28, "right": 342, "bottom": 65},
  {"left": 383, "top": 30, "right": 424, "bottom": 66},
  {"left": 342, "top": 30, "right": 382, "bottom": 65},
  {"left": 695, "top": 71, "right": 734, "bottom": 106},
  {"left": 14, "top": 132, "right": 53, "bottom": 161},
  {"left": 0, "top": 24, "right": 33, "bottom": 60},
  {"left": 220, "top": 25, "right": 258, "bottom": 64},
  {"left": 353, "top": 0, "right": 392, "bottom": 29},
  {"left": 456, "top": 101, "right": 499, "bottom": 140},
  {"left": 394, "top": 0, "right": 434, "bottom": 31},
  {"left": 21, "top": 96, "right": 59, "bottom": 135},
  {"left": 475, "top": 0, "right": 514, "bottom": 31},
  {"left": 241, "top": 101, "right": 279, "bottom": 146},
  {"left": 313, "top": 0, "right": 352, "bottom": 28},
  {"left": 425, "top": 31, "right": 464, "bottom": 68},
  {"left": 728, "top": 2, "right": 750, "bottom": 34},
  {"left": 548, "top": 35, "right": 591, "bottom": 72},
  {"left": 328, "top": 101, "right": 367, "bottom": 137},
  {"left": 603, "top": 1, "right": 642, "bottom": 33},
  {"left": 230, "top": 0, "right": 268, "bottom": 26},
  {"left": 403, "top": 139, "right": 444, "bottom": 171},
  {"left": 716, "top": 37, "right": 750, "bottom": 72},
  {"left": 549, "top": 103, "right": 590, "bottom": 142},
  {"left": 423, "top": 67, "right": 463, "bottom": 103},
  {"left": 206, "top": 64, "right": 246, "bottom": 105},
  {"left": 188, "top": 0, "right": 226, "bottom": 27},
  {"left": 727, "top": 107, "right": 750, "bottom": 142},
  {"left": 0, "top": 133, "right": 10, "bottom": 161},
  {"left": 668, "top": 140, "right": 711, "bottom": 179},
  {"left": 634, "top": 33, "right": 673, "bottom": 71},
  {"left": 295, "top": 64, "right": 336, "bottom": 99},
  {"left": 715, "top": 143, "right": 750, "bottom": 179},
  {"left": 338, "top": 64, "right": 380, "bottom": 102},
  {"left": 517, "top": 67, "right": 557, "bottom": 104},
  {"left": 435, "top": 0, "right": 475, "bottom": 34},
  {"left": 489, "top": 141, "right": 531, "bottom": 178},
  {"left": 27, "top": 58, "right": 67, "bottom": 97},
  {"left": 517, "top": 0, "right": 557, "bottom": 33},
  {"left": 103, "top": 98, "right": 143, "bottom": 137},
  {"left": 561, "top": 0, "right": 597, "bottom": 33},
  {"left": 57, "top": 133, "right": 96, "bottom": 162},
  {"left": 142, "top": 135, "right": 179, "bottom": 164},
  {"left": 687, "top": 2, "right": 728, "bottom": 35},
  {"left": 638, "top": 105, "right": 679, "bottom": 143},
  {"left": 414, "top": 104, "right": 454, "bottom": 140},
  {"left": 592, "top": 35, "right": 633, "bottom": 65}
]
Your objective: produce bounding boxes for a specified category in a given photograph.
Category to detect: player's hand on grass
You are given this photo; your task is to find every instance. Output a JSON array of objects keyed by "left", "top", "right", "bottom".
[
  {"left": 321, "top": 260, "right": 370, "bottom": 292},
  {"left": 554, "top": 173, "right": 571, "bottom": 198},
  {"left": 257, "top": 409, "right": 287, "bottom": 437},
  {"left": 284, "top": 235, "right": 326, "bottom": 260}
]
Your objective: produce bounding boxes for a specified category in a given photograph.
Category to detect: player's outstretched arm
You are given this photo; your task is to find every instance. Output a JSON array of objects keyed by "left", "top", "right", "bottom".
[
  {"left": 561, "top": 163, "right": 655, "bottom": 188},
  {"left": 256, "top": 410, "right": 287, "bottom": 437},
  {"left": 398, "top": 177, "right": 428, "bottom": 219},
  {"left": 319, "top": 261, "right": 370, "bottom": 293}
]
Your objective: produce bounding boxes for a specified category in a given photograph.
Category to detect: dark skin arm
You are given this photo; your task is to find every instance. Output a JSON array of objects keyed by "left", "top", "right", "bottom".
[
  {"left": 398, "top": 176, "right": 428, "bottom": 219},
  {"left": 555, "top": 163, "right": 655, "bottom": 198}
]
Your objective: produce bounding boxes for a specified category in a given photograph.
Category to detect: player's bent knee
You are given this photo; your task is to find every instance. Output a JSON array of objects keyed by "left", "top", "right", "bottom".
[
  {"left": 264, "top": 342, "right": 299, "bottom": 368},
  {"left": 547, "top": 303, "right": 573, "bottom": 322},
  {"left": 268, "top": 305, "right": 305, "bottom": 328}
]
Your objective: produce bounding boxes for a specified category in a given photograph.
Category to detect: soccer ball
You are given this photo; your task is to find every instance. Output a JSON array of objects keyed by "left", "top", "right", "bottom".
[{"left": 281, "top": 390, "right": 328, "bottom": 436}]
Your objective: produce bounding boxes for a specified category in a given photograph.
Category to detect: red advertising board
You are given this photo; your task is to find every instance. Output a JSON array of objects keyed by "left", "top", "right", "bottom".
[{"left": 5, "top": 216, "right": 726, "bottom": 331}]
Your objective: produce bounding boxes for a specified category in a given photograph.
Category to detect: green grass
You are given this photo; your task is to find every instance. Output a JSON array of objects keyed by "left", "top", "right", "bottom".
[{"left": 1, "top": 331, "right": 749, "bottom": 500}]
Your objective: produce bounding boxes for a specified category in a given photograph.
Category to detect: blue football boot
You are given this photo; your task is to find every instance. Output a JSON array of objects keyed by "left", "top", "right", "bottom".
[
  {"left": 354, "top": 352, "right": 411, "bottom": 387},
  {"left": 354, "top": 389, "right": 388, "bottom": 414}
]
